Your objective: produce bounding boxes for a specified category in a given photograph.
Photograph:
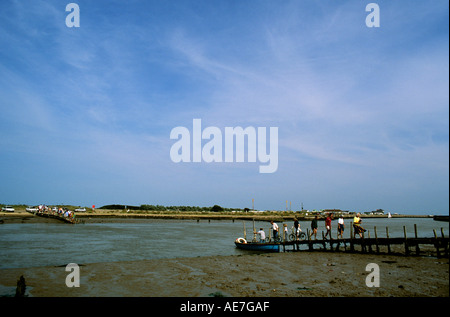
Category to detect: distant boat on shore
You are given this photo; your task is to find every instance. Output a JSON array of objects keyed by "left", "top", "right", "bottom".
[{"left": 388, "top": 212, "right": 392, "bottom": 218}]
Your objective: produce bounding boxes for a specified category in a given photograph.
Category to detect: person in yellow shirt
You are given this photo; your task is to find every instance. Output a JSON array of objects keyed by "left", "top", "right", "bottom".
[{"left": 353, "top": 213, "right": 366, "bottom": 238}]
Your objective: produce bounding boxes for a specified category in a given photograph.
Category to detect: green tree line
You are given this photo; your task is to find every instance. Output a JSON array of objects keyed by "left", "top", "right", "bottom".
[{"left": 99, "top": 204, "right": 245, "bottom": 212}]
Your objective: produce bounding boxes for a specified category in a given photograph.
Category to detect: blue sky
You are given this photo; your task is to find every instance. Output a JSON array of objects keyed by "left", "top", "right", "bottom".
[{"left": 0, "top": 0, "right": 448, "bottom": 214}]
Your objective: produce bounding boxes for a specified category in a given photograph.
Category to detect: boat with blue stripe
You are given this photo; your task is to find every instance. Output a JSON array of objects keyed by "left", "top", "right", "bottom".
[{"left": 234, "top": 238, "right": 280, "bottom": 252}]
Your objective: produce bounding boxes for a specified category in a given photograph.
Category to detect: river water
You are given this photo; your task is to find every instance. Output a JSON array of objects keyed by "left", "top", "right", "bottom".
[{"left": 0, "top": 217, "right": 448, "bottom": 269}]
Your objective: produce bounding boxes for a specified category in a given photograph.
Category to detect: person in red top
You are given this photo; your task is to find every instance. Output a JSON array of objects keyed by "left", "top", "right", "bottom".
[{"left": 324, "top": 213, "right": 333, "bottom": 240}]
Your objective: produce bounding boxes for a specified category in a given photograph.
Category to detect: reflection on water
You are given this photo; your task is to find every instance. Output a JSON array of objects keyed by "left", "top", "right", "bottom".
[{"left": 0, "top": 217, "right": 448, "bottom": 269}]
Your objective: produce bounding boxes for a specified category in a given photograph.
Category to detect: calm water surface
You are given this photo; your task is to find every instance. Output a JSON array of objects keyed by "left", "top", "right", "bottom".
[{"left": 0, "top": 217, "right": 448, "bottom": 269}]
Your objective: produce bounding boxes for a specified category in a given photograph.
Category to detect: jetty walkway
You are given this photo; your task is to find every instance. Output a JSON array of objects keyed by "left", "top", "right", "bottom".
[
  {"left": 27, "top": 210, "right": 81, "bottom": 224},
  {"left": 278, "top": 225, "right": 449, "bottom": 258}
]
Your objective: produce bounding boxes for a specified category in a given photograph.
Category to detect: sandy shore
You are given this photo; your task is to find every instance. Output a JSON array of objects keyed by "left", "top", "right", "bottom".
[{"left": 1, "top": 251, "right": 448, "bottom": 297}]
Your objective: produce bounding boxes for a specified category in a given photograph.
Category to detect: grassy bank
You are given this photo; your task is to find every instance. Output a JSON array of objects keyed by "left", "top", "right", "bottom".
[{"left": 2, "top": 209, "right": 431, "bottom": 222}]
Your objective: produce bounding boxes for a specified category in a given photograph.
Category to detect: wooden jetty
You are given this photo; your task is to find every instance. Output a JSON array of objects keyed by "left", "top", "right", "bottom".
[
  {"left": 433, "top": 215, "right": 449, "bottom": 222},
  {"left": 28, "top": 211, "right": 81, "bottom": 224},
  {"left": 278, "top": 224, "right": 449, "bottom": 258}
]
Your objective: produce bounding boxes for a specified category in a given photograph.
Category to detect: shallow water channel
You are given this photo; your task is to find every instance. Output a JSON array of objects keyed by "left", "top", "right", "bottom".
[{"left": 0, "top": 217, "right": 447, "bottom": 269}]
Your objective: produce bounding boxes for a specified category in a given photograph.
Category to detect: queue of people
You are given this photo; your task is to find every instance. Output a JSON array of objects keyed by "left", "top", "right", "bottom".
[
  {"left": 256, "top": 218, "right": 304, "bottom": 242},
  {"left": 36, "top": 204, "right": 76, "bottom": 221},
  {"left": 310, "top": 212, "right": 367, "bottom": 240},
  {"left": 256, "top": 213, "right": 367, "bottom": 243}
]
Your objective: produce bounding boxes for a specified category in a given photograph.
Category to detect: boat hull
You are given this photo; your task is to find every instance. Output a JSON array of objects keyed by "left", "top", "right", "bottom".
[{"left": 234, "top": 241, "right": 280, "bottom": 252}]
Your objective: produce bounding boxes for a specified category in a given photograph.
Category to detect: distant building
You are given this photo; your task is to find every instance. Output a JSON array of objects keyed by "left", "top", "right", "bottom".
[
  {"left": 322, "top": 209, "right": 350, "bottom": 215},
  {"left": 364, "top": 209, "right": 385, "bottom": 215}
]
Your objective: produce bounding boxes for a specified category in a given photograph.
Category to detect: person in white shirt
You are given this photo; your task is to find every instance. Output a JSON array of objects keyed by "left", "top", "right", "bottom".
[
  {"left": 270, "top": 221, "right": 279, "bottom": 240},
  {"left": 257, "top": 228, "right": 266, "bottom": 243},
  {"left": 337, "top": 216, "right": 345, "bottom": 239}
]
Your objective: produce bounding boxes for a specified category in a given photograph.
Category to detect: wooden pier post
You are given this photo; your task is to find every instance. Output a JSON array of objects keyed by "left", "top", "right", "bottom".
[
  {"left": 403, "top": 226, "right": 409, "bottom": 255},
  {"left": 335, "top": 236, "right": 343, "bottom": 252},
  {"left": 414, "top": 224, "right": 420, "bottom": 255},
  {"left": 359, "top": 229, "right": 366, "bottom": 253},
  {"left": 374, "top": 226, "right": 380, "bottom": 254},
  {"left": 321, "top": 231, "right": 327, "bottom": 250},
  {"left": 386, "top": 227, "right": 391, "bottom": 254},
  {"left": 350, "top": 222, "right": 354, "bottom": 252},
  {"left": 329, "top": 236, "right": 334, "bottom": 252},
  {"left": 433, "top": 229, "right": 441, "bottom": 258},
  {"left": 15, "top": 275, "right": 26, "bottom": 297},
  {"left": 367, "top": 231, "right": 373, "bottom": 253},
  {"left": 441, "top": 228, "right": 448, "bottom": 257},
  {"left": 307, "top": 228, "right": 313, "bottom": 251},
  {"left": 252, "top": 219, "right": 257, "bottom": 243}
]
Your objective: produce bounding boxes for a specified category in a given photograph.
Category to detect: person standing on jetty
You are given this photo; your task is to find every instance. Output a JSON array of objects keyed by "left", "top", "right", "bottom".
[
  {"left": 294, "top": 217, "right": 300, "bottom": 240},
  {"left": 324, "top": 213, "right": 333, "bottom": 240},
  {"left": 353, "top": 213, "right": 366, "bottom": 238},
  {"left": 310, "top": 215, "right": 318, "bottom": 239},
  {"left": 283, "top": 223, "right": 289, "bottom": 241},
  {"left": 337, "top": 216, "right": 345, "bottom": 239},
  {"left": 271, "top": 221, "right": 279, "bottom": 241}
]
